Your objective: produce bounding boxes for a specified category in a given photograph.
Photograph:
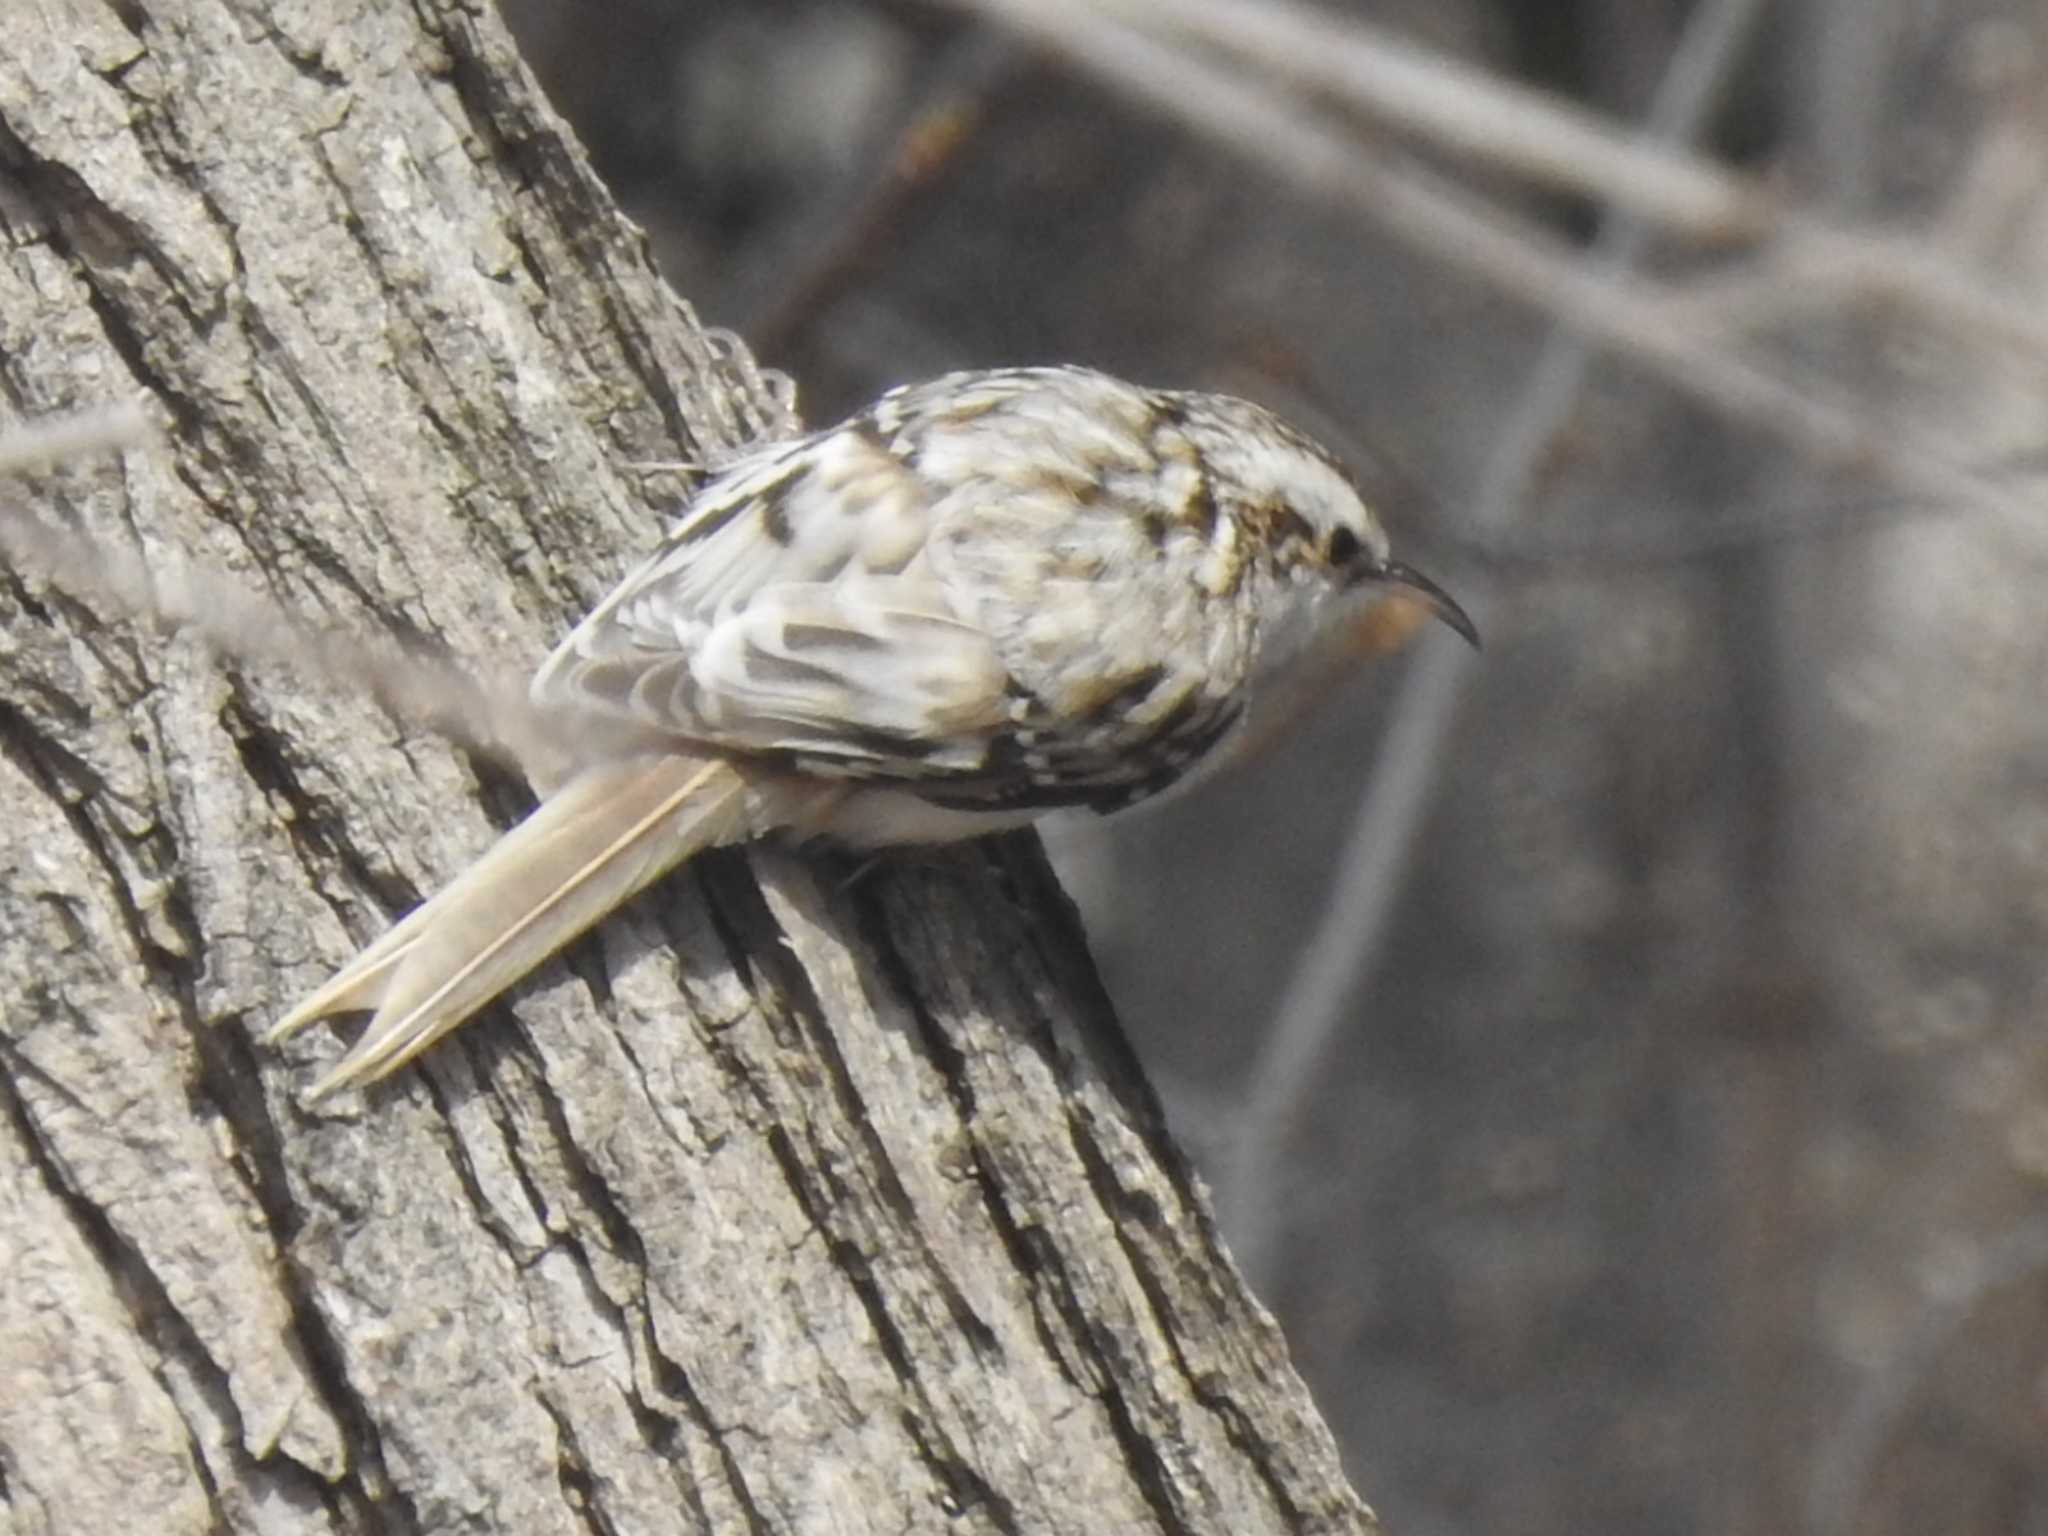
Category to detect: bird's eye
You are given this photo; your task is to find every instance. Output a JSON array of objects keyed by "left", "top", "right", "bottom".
[{"left": 1325, "top": 525, "right": 1362, "bottom": 566}]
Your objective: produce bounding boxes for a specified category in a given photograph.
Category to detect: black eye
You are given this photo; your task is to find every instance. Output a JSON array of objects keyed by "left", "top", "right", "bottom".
[{"left": 1325, "top": 525, "right": 1362, "bottom": 566}]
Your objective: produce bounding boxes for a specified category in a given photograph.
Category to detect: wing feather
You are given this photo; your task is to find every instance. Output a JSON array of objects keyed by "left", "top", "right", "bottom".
[
  {"left": 529, "top": 367, "right": 1236, "bottom": 801},
  {"left": 532, "top": 422, "right": 1010, "bottom": 772}
]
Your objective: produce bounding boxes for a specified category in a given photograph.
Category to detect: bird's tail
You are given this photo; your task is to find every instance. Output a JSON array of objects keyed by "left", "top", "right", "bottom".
[{"left": 269, "top": 753, "right": 766, "bottom": 1098}]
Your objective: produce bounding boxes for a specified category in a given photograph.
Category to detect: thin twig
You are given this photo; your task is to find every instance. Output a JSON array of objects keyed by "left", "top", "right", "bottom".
[
  {"left": 0, "top": 406, "right": 582, "bottom": 779},
  {"left": 0, "top": 400, "right": 153, "bottom": 474},
  {"left": 0, "top": 493, "right": 559, "bottom": 773}
]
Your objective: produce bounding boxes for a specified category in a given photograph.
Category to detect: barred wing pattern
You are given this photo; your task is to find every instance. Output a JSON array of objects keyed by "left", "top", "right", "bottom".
[
  {"left": 532, "top": 420, "right": 1013, "bottom": 774},
  {"left": 533, "top": 368, "right": 1253, "bottom": 812}
]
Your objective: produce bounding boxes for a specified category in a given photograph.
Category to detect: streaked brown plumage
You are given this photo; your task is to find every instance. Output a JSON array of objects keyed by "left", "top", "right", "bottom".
[{"left": 270, "top": 366, "right": 1475, "bottom": 1096}]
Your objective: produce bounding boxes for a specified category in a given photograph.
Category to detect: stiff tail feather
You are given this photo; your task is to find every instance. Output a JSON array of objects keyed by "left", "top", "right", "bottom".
[{"left": 270, "top": 753, "right": 757, "bottom": 1098}]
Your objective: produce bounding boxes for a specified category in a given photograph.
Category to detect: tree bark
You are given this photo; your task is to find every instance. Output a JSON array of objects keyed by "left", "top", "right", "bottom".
[{"left": 0, "top": 4, "right": 1375, "bottom": 1533}]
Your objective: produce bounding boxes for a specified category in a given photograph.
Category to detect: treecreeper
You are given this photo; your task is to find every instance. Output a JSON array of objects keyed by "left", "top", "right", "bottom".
[{"left": 270, "top": 365, "right": 1477, "bottom": 1097}]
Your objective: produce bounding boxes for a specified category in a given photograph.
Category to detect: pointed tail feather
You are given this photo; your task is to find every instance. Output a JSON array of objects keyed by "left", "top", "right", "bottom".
[
  {"left": 274, "top": 754, "right": 756, "bottom": 1098},
  {"left": 266, "top": 875, "right": 457, "bottom": 1043}
]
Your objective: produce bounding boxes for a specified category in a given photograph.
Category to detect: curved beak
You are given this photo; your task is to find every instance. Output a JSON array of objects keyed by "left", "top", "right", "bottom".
[{"left": 1377, "top": 560, "right": 1480, "bottom": 649}]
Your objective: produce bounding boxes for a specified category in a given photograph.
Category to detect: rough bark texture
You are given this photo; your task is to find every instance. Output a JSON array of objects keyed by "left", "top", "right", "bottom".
[
  {"left": 0, "top": 4, "right": 1375, "bottom": 1533},
  {"left": 484, "top": 6, "right": 2048, "bottom": 1534}
]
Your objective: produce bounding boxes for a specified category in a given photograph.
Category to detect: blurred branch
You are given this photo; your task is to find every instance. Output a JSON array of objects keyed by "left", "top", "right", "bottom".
[
  {"left": 0, "top": 481, "right": 554, "bottom": 777},
  {"left": 1074, "top": 0, "right": 2048, "bottom": 361},
  {"left": 0, "top": 402, "right": 593, "bottom": 781},
  {"left": 941, "top": 0, "right": 2036, "bottom": 530},
  {"left": 1667, "top": 105, "right": 2048, "bottom": 334},
  {"left": 1107, "top": 0, "right": 1769, "bottom": 240}
]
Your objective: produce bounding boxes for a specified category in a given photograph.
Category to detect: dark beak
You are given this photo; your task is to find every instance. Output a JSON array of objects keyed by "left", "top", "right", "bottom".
[{"left": 1377, "top": 560, "right": 1480, "bottom": 649}]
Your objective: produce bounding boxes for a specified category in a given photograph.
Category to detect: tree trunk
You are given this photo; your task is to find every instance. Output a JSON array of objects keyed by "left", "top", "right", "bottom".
[{"left": 0, "top": 4, "right": 1374, "bottom": 1532}]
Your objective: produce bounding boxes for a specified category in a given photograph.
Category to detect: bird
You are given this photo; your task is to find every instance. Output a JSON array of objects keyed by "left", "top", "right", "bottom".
[{"left": 268, "top": 365, "right": 1476, "bottom": 1097}]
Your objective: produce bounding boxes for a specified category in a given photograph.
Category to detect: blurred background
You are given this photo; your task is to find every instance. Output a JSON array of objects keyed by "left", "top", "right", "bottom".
[{"left": 494, "top": 2, "right": 2048, "bottom": 1532}]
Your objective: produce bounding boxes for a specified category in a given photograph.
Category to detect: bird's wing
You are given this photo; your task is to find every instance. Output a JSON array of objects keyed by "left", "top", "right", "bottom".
[{"left": 533, "top": 421, "right": 1015, "bottom": 773}]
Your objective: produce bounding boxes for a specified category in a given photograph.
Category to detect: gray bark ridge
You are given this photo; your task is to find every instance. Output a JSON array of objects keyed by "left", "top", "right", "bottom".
[{"left": 0, "top": 3, "right": 1376, "bottom": 1532}]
